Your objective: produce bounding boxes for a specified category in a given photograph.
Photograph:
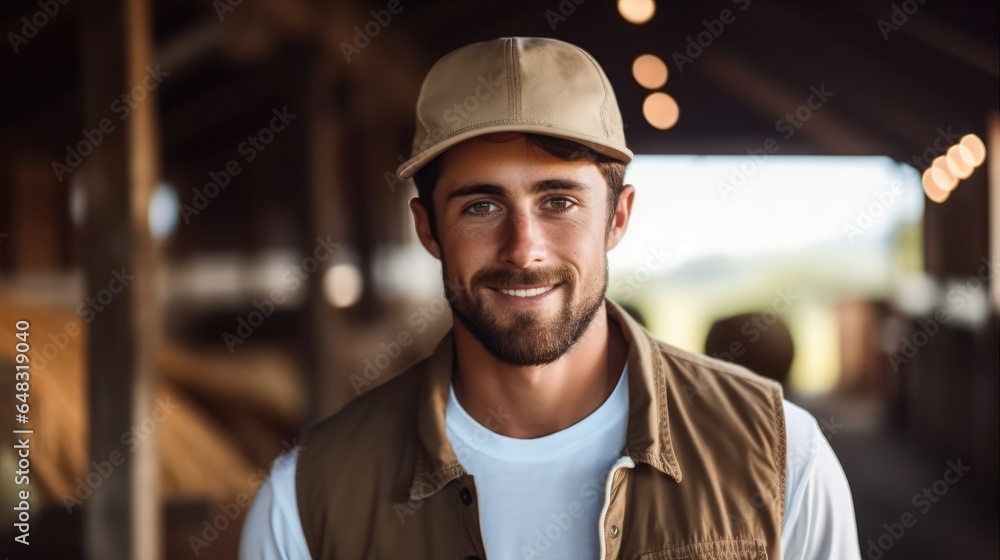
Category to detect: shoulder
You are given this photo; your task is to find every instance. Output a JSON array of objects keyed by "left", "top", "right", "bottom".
[
  {"left": 258, "top": 448, "right": 301, "bottom": 521},
  {"left": 782, "top": 400, "right": 823, "bottom": 478},
  {"left": 779, "top": 401, "right": 861, "bottom": 558},
  {"left": 780, "top": 399, "right": 853, "bottom": 509},
  {"left": 240, "top": 449, "right": 312, "bottom": 560},
  {"left": 652, "top": 337, "right": 783, "bottom": 413},
  {"left": 644, "top": 336, "right": 787, "bottom": 472}
]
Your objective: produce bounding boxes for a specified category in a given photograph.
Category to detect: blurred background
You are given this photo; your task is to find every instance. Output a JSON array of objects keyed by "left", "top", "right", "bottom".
[{"left": 0, "top": 0, "right": 997, "bottom": 558}]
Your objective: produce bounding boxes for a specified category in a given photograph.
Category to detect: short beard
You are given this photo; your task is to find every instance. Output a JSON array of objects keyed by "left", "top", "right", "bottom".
[{"left": 443, "top": 259, "right": 608, "bottom": 366}]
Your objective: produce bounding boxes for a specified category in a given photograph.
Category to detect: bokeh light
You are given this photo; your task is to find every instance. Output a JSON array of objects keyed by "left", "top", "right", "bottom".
[
  {"left": 945, "top": 144, "right": 974, "bottom": 180},
  {"left": 323, "top": 263, "right": 363, "bottom": 307},
  {"left": 618, "top": 0, "right": 656, "bottom": 24},
  {"left": 643, "top": 92, "right": 680, "bottom": 130},
  {"left": 149, "top": 182, "right": 180, "bottom": 240},
  {"left": 632, "top": 54, "right": 668, "bottom": 89},
  {"left": 959, "top": 133, "right": 987, "bottom": 166},
  {"left": 930, "top": 156, "right": 958, "bottom": 191},
  {"left": 922, "top": 166, "right": 951, "bottom": 203}
]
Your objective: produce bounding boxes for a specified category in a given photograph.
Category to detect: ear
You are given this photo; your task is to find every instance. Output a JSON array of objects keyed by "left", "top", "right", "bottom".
[
  {"left": 409, "top": 197, "right": 442, "bottom": 260},
  {"left": 606, "top": 184, "right": 635, "bottom": 250}
]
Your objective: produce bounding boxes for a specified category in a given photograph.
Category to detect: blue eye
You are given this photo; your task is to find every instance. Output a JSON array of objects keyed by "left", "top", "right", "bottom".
[{"left": 465, "top": 201, "right": 498, "bottom": 214}]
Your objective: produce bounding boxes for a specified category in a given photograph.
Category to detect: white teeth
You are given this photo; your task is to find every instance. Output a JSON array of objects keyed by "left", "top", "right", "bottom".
[{"left": 500, "top": 286, "right": 554, "bottom": 298}]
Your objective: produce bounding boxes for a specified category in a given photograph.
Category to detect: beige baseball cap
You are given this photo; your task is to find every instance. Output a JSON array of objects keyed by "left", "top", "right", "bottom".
[{"left": 396, "top": 36, "right": 633, "bottom": 179}]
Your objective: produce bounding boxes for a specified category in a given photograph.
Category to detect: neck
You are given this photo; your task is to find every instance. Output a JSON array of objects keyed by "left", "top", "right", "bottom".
[{"left": 452, "top": 303, "right": 627, "bottom": 439}]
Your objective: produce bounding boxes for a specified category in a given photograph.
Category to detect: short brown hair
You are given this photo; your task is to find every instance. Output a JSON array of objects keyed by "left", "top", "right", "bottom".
[{"left": 413, "top": 134, "right": 627, "bottom": 238}]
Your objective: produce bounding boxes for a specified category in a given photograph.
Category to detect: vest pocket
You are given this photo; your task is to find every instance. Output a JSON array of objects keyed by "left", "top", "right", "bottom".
[{"left": 638, "top": 538, "right": 767, "bottom": 559}]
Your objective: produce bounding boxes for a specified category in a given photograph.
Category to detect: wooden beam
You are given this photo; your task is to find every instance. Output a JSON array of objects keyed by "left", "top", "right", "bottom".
[
  {"left": 843, "top": 0, "right": 999, "bottom": 77},
  {"left": 698, "top": 47, "right": 877, "bottom": 154},
  {"left": 80, "top": 0, "right": 163, "bottom": 558},
  {"left": 741, "top": 1, "right": 955, "bottom": 152}
]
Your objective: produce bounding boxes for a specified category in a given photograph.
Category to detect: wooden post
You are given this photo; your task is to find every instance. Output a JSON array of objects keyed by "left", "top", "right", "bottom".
[{"left": 80, "top": 0, "right": 162, "bottom": 558}]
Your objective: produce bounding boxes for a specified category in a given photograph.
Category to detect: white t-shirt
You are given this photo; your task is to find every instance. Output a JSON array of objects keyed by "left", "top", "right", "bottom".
[
  {"left": 447, "top": 366, "right": 630, "bottom": 559},
  {"left": 240, "top": 368, "right": 861, "bottom": 559}
]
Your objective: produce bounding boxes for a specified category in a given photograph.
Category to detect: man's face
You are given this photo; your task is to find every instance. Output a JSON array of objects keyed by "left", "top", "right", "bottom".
[{"left": 410, "top": 133, "right": 632, "bottom": 366}]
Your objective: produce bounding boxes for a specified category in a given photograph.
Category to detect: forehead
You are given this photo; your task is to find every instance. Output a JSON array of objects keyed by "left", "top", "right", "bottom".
[{"left": 435, "top": 134, "right": 608, "bottom": 196}]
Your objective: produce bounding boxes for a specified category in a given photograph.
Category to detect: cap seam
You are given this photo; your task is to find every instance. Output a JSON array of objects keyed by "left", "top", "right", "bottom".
[
  {"left": 505, "top": 38, "right": 517, "bottom": 120},
  {"left": 579, "top": 49, "right": 612, "bottom": 139},
  {"left": 512, "top": 39, "right": 522, "bottom": 120}
]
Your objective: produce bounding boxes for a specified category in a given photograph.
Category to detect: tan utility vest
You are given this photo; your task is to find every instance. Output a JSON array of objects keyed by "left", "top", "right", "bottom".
[{"left": 297, "top": 301, "right": 786, "bottom": 559}]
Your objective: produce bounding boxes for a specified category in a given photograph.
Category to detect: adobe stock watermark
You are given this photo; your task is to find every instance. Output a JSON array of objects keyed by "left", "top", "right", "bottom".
[
  {"left": 708, "top": 287, "right": 801, "bottom": 361},
  {"left": 729, "top": 413, "right": 845, "bottom": 530},
  {"left": 180, "top": 106, "right": 297, "bottom": 224},
  {"left": 222, "top": 235, "right": 340, "bottom": 353},
  {"left": 212, "top": 0, "right": 243, "bottom": 21},
  {"left": 843, "top": 125, "right": 959, "bottom": 244},
  {"left": 350, "top": 329, "right": 416, "bottom": 395},
  {"left": 451, "top": 407, "right": 512, "bottom": 463},
  {"left": 188, "top": 439, "right": 298, "bottom": 556},
  {"left": 543, "top": 0, "right": 588, "bottom": 31},
  {"left": 51, "top": 64, "right": 170, "bottom": 183},
  {"left": 339, "top": 0, "right": 415, "bottom": 63},
  {"left": 29, "top": 268, "right": 135, "bottom": 373},
  {"left": 843, "top": 182, "right": 903, "bottom": 244},
  {"left": 887, "top": 255, "right": 997, "bottom": 372},
  {"left": 7, "top": 0, "right": 70, "bottom": 54},
  {"left": 518, "top": 477, "right": 605, "bottom": 558},
  {"left": 351, "top": 287, "right": 460, "bottom": 394},
  {"left": 908, "top": 126, "right": 961, "bottom": 169},
  {"left": 385, "top": 73, "right": 503, "bottom": 192},
  {"left": 877, "top": 0, "right": 929, "bottom": 41},
  {"left": 728, "top": 477, "right": 782, "bottom": 531},
  {"left": 611, "top": 246, "right": 672, "bottom": 299},
  {"left": 864, "top": 458, "right": 971, "bottom": 559},
  {"left": 717, "top": 84, "right": 833, "bottom": 202},
  {"left": 61, "top": 396, "right": 180, "bottom": 512},
  {"left": 671, "top": 0, "right": 751, "bottom": 73},
  {"left": 773, "top": 84, "right": 835, "bottom": 141}
]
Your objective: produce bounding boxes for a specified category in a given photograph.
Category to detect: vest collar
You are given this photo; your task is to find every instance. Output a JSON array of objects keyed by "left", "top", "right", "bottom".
[
  {"left": 609, "top": 300, "right": 683, "bottom": 483},
  {"left": 408, "top": 299, "right": 682, "bottom": 501}
]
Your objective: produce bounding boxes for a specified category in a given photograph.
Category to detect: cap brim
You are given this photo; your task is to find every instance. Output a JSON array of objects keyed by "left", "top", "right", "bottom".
[{"left": 395, "top": 124, "right": 633, "bottom": 179}]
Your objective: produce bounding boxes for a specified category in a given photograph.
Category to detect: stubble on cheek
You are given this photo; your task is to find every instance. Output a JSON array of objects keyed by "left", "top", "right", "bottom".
[{"left": 440, "top": 255, "right": 608, "bottom": 366}]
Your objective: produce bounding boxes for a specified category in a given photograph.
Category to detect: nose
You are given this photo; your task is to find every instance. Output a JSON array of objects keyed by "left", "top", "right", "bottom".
[{"left": 498, "top": 210, "right": 546, "bottom": 268}]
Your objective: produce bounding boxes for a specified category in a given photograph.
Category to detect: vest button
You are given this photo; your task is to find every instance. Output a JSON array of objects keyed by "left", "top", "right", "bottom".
[
  {"left": 460, "top": 487, "right": 473, "bottom": 506},
  {"left": 610, "top": 524, "right": 620, "bottom": 538}
]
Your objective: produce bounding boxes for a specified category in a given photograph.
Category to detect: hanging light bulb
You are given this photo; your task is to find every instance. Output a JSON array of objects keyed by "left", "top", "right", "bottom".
[{"left": 618, "top": 0, "right": 656, "bottom": 24}]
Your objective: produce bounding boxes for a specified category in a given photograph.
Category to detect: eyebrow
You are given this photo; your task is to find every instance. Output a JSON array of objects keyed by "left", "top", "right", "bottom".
[{"left": 446, "top": 178, "right": 590, "bottom": 200}]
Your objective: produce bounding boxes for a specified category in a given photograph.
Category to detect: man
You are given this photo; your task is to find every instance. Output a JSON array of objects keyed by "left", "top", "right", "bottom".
[{"left": 241, "top": 37, "right": 861, "bottom": 559}]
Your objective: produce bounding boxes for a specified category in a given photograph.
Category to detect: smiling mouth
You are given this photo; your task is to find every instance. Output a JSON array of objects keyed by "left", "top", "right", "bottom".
[{"left": 498, "top": 285, "right": 556, "bottom": 298}]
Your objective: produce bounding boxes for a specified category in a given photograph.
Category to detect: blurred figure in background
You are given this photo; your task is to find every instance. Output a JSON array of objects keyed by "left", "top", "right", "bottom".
[{"left": 705, "top": 312, "right": 795, "bottom": 389}]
